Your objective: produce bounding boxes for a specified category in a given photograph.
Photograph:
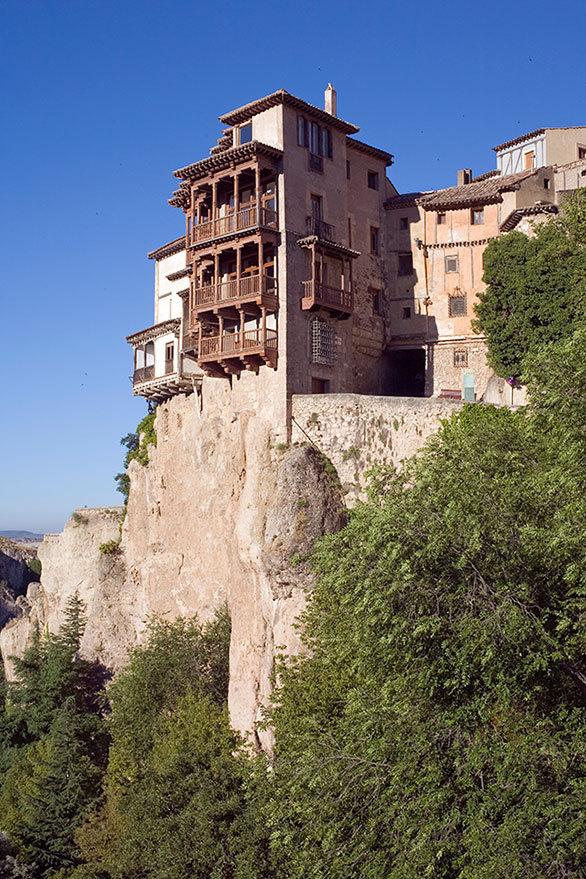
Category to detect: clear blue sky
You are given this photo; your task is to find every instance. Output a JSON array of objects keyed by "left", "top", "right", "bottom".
[{"left": 1, "top": 0, "right": 584, "bottom": 533}]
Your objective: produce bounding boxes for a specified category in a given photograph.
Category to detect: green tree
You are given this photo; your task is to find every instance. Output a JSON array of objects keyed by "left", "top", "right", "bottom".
[
  {"left": 0, "top": 595, "right": 109, "bottom": 879},
  {"left": 266, "top": 399, "right": 586, "bottom": 879},
  {"left": 473, "top": 195, "right": 586, "bottom": 376},
  {"left": 75, "top": 609, "right": 269, "bottom": 879},
  {"left": 115, "top": 413, "right": 157, "bottom": 502}
]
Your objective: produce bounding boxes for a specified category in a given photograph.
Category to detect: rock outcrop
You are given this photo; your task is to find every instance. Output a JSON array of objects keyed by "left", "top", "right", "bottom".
[{"left": 0, "top": 387, "right": 346, "bottom": 748}]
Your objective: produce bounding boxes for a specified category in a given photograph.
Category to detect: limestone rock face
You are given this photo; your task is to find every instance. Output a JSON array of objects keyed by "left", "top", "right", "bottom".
[
  {"left": 0, "top": 388, "right": 346, "bottom": 748},
  {"left": 0, "top": 537, "right": 38, "bottom": 596}
]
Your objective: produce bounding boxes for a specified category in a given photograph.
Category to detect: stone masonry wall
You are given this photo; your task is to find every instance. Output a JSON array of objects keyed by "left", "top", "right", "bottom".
[{"left": 291, "top": 393, "right": 463, "bottom": 499}]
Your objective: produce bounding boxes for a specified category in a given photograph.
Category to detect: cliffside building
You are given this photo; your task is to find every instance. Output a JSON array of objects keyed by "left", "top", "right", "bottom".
[
  {"left": 127, "top": 86, "right": 396, "bottom": 425},
  {"left": 127, "top": 93, "right": 585, "bottom": 411}
]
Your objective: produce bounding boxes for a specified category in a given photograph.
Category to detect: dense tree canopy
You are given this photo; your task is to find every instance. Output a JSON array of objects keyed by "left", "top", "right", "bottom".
[
  {"left": 473, "top": 190, "right": 586, "bottom": 376},
  {"left": 264, "top": 329, "right": 586, "bottom": 878}
]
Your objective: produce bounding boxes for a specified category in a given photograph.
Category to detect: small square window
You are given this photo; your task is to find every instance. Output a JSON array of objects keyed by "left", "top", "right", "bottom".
[
  {"left": 398, "top": 253, "right": 413, "bottom": 276},
  {"left": 238, "top": 123, "right": 252, "bottom": 145},
  {"left": 311, "top": 377, "right": 330, "bottom": 394},
  {"left": 370, "top": 226, "right": 380, "bottom": 255},
  {"left": 371, "top": 288, "right": 382, "bottom": 316},
  {"left": 402, "top": 306, "right": 411, "bottom": 319},
  {"left": 445, "top": 255, "right": 459, "bottom": 273},
  {"left": 524, "top": 150, "right": 535, "bottom": 170},
  {"left": 471, "top": 208, "right": 484, "bottom": 225},
  {"left": 453, "top": 350, "right": 468, "bottom": 368},
  {"left": 367, "top": 171, "right": 379, "bottom": 190},
  {"left": 437, "top": 212, "right": 446, "bottom": 225},
  {"left": 449, "top": 295, "right": 467, "bottom": 316},
  {"left": 399, "top": 216, "right": 409, "bottom": 230}
]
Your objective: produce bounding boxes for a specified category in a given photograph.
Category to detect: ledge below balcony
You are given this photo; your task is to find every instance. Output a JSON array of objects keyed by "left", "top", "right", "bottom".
[
  {"left": 198, "top": 328, "right": 277, "bottom": 376},
  {"left": 301, "top": 281, "right": 353, "bottom": 318},
  {"left": 131, "top": 370, "right": 201, "bottom": 402}
]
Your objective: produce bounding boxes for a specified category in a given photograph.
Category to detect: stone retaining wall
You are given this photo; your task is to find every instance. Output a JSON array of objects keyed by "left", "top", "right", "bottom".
[{"left": 291, "top": 394, "right": 464, "bottom": 499}]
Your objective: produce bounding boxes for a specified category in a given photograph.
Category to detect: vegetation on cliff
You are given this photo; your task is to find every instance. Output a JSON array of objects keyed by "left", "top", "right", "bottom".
[
  {"left": 114, "top": 412, "right": 157, "bottom": 503},
  {"left": 473, "top": 189, "right": 586, "bottom": 376}
]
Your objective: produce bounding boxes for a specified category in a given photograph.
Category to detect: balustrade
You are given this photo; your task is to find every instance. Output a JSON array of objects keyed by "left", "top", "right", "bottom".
[{"left": 191, "top": 206, "right": 277, "bottom": 245}]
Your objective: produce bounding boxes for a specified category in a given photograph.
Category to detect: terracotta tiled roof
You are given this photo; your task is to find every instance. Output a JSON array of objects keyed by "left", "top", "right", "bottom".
[
  {"left": 173, "top": 141, "right": 282, "bottom": 182},
  {"left": 147, "top": 237, "right": 186, "bottom": 261},
  {"left": 416, "top": 169, "right": 540, "bottom": 211},
  {"left": 384, "top": 192, "right": 426, "bottom": 209},
  {"left": 493, "top": 126, "right": 586, "bottom": 152},
  {"left": 219, "top": 89, "right": 359, "bottom": 135},
  {"left": 471, "top": 169, "right": 500, "bottom": 182},
  {"left": 500, "top": 203, "right": 558, "bottom": 232},
  {"left": 493, "top": 129, "right": 545, "bottom": 152},
  {"left": 126, "top": 318, "right": 181, "bottom": 345},
  {"left": 346, "top": 137, "right": 393, "bottom": 165}
]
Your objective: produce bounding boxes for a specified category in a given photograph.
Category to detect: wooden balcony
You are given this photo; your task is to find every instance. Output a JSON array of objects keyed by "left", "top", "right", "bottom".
[
  {"left": 190, "top": 206, "right": 277, "bottom": 246},
  {"left": 301, "top": 281, "right": 353, "bottom": 318},
  {"left": 305, "top": 216, "right": 335, "bottom": 241},
  {"left": 191, "top": 274, "right": 277, "bottom": 318},
  {"left": 198, "top": 327, "right": 277, "bottom": 375},
  {"left": 133, "top": 365, "right": 155, "bottom": 384}
]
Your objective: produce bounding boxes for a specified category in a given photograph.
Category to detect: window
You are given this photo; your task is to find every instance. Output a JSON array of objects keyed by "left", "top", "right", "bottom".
[
  {"left": 311, "top": 319, "right": 335, "bottom": 365},
  {"left": 453, "top": 350, "right": 468, "bottom": 368},
  {"left": 579, "top": 146, "right": 586, "bottom": 160},
  {"left": 367, "top": 171, "right": 379, "bottom": 190},
  {"left": 524, "top": 150, "right": 535, "bottom": 170},
  {"left": 297, "top": 116, "right": 307, "bottom": 147},
  {"left": 402, "top": 306, "right": 412, "bottom": 319},
  {"left": 370, "top": 226, "right": 380, "bottom": 255},
  {"left": 445, "top": 255, "right": 459, "bottom": 273},
  {"left": 311, "top": 377, "right": 330, "bottom": 394},
  {"left": 399, "top": 216, "right": 409, "bottom": 230},
  {"left": 346, "top": 160, "right": 350, "bottom": 179},
  {"left": 371, "top": 288, "right": 382, "bottom": 316},
  {"left": 437, "top": 212, "right": 446, "bottom": 225},
  {"left": 471, "top": 208, "right": 484, "bottom": 225},
  {"left": 543, "top": 178, "right": 550, "bottom": 189},
  {"left": 238, "top": 123, "right": 252, "bottom": 145},
  {"left": 165, "top": 343, "right": 174, "bottom": 361},
  {"left": 347, "top": 217, "right": 352, "bottom": 247},
  {"left": 398, "top": 253, "right": 413, "bottom": 275},
  {"left": 449, "top": 294, "right": 467, "bottom": 316}
]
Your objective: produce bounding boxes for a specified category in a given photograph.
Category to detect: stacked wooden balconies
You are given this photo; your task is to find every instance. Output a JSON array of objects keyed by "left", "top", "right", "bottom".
[{"left": 174, "top": 146, "right": 281, "bottom": 378}]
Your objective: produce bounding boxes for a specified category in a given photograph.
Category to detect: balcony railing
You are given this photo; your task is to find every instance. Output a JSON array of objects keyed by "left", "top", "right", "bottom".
[
  {"left": 305, "top": 216, "right": 335, "bottom": 241},
  {"left": 199, "top": 328, "right": 278, "bottom": 360},
  {"left": 133, "top": 365, "right": 155, "bottom": 384},
  {"left": 301, "top": 281, "right": 353, "bottom": 314},
  {"left": 192, "top": 274, "right": 277, "bottom": 311},
  {"left": 191, "top": 206, "right": 277, "bottom": 244}
]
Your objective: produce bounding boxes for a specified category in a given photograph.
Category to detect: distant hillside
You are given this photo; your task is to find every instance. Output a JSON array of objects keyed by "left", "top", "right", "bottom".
[{"left": 0, "top": 530, "right": 44, "bottom": 543}]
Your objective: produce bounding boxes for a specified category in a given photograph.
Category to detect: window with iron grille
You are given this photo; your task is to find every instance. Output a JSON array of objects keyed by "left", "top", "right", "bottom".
[
  {"left": 449, "top": 294, "right": 467, "bottom": 316},
  {"left": 453, "top": 349, "right": 468, "bottom": 367},
  {"left": 311, "top": 319, "right": 335, "bottom": 365}
]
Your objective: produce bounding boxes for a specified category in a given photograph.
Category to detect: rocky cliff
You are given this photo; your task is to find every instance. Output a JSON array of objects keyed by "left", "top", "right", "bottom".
[{"left": 0, "top": 384, "right": 345, "bottom": 748}]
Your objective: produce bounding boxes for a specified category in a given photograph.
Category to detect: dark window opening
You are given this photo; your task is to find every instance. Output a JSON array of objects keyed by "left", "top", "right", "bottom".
[
  {"left": 239, "top": 123, "right": 252, "bottom": 145},
  {"left": 449, "top": 294, "right": 467, "bottom": 316},
  {"left": 311, "top": 377, "right": 330, "bottom": 394},
  {"left": 370, "top": 226, "right": 380, "bottom": 255},
  {"left": 399, "top": 216, "right": 409, "bottom": 230},
  {"left": 385, "top": 349, "right": 426, "bottom": 397},
  {"left": 346, "top": 160, "right": 350, "bottom": 179},
  {"left": 398, "top": 253, "right": 413, "bottom": 275},
  {"left": 402, "top": 306, "right": 411, "bottom": 319},
  {"left": 371, "top": 288, "right": 382, "bottom": 316},
  {"left": 437, "top": 212, "right": 446, "bottom": 225},
  {"left": 471, "top": 208, "right": 484, "bottom": 225},
  {"left": 367, "top": 171, "right": 379, "bottom": 190}
]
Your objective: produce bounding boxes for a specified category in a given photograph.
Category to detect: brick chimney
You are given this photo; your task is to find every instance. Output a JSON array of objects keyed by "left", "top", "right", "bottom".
[
  {"left": 457, "top": 168, "right": 473, "bottom": 186},
  {"left": 325, "top": 83, "right": 337, "bottom": 117}
]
